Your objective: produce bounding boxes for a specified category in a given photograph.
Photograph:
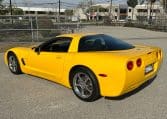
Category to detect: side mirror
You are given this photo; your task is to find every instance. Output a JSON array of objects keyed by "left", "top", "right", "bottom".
[
  {"left": 35, "top": 47, "right": 41, "bottom": 55},
  {"left": 31, "top": 47, "right": 36, "bottom": 50}
]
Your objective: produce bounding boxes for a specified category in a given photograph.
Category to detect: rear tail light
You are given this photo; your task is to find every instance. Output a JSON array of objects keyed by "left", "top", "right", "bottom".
[
  {"left": 159, "top": 50, "right": 162, "bottom": 58},
  {"left": 156, "top": 52, "right": 158, "bottom": 58},
  {"left": 156, "top": 51, "right": 162, "bottom": 59},
  {"left": 136, "top": 58, "right": 142, "bottom": 67},
  {"left": 127, "top": 61, "right": 134, "bottom": 70}
]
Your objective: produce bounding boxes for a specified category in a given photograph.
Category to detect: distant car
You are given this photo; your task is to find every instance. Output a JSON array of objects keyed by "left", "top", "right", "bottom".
[{"left": 4, "top": 34, "right": 163, "bottom": 102}]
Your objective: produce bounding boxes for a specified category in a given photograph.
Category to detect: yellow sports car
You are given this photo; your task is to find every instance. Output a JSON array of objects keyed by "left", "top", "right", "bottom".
[{"left": 4, "top": 33, "right": 163, "bottom": 101}]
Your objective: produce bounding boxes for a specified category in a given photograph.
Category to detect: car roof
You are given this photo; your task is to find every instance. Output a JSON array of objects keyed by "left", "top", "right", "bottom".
[{"left": 57, "top": 33, "right": 99, "bottom": 39}]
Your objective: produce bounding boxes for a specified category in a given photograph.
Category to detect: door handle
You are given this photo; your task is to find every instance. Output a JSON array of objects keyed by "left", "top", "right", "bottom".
[{"left": 56, "top": 56, "right": 62, "bottom": 59}]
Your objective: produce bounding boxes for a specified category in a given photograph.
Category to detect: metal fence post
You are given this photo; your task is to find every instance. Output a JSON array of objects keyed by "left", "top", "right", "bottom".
[
  {"left": 30, "top": 17, "right": 34, "bottom": 42},
  {"left": 36, "top": 16, "right": 39, "bottom": 41}
]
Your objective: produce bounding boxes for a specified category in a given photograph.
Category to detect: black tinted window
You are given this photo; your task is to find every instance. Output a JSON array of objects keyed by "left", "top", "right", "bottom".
[
  {"left": 40, "top": 37, "right": 72, "bottom": 52},
  {"left": 78, "top": 34, "right": 134, "bottom": 52}
]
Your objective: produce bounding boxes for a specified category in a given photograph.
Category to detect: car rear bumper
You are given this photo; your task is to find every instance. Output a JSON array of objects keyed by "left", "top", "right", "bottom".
[
  {"left": 99, "top": 50, "right": 163, "bottom": 97},
  {"left": 100, "top": 68, "right": 158, "bottom": 97},
  {"left": 122, "top": 72, "right": 157, "bottom": 95}
]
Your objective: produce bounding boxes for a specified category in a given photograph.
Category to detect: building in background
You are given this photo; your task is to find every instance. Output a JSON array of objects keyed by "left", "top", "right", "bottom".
[
  {"left": 2, "top": 1, "right": 164, "bottom": 22},
  {"left": 16, "top": 7, "right": 66, "bottom": 22},
  {"left": 72, "top": 8, "right": 87, "bottom": 21},
  {"left": 135, "top": 3, "right": 163, "bottom": 20},
  {"left": 160, "top": 0, "right": 167, "bottom": 12},
  {"left": 85, "top": 3, "right": 128, "bottom": 21},
  {"left": 18, "top": 7, "right": 66, "bottom": 16},
  {"left": 129, "top": 1, "right": 164, "bottom": 20},
  {"left": 83, "top": 1, "right": 165, "bottom": 21}
]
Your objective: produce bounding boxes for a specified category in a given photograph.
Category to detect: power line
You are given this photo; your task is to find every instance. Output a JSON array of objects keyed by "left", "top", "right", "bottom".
[{"left": 4, "top": 2, "right": 78, "bottom": 8}]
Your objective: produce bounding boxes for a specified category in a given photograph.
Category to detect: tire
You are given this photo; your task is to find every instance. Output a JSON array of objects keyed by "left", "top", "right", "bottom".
[
  {"left": 70, "top": 67, "right": 100, "bottom": 102},
  {"left": 8, "top": 52, "right": 22, "bottom": 74}
]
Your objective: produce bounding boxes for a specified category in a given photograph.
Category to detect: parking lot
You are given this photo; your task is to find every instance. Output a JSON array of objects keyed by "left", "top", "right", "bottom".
[{"left": 0, "top": 26, "right": 167, "bottom": 119}]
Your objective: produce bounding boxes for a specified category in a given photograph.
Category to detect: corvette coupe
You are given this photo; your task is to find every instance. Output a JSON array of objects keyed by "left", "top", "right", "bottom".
[{"left": 4, "top": 33, "right": 163, "bottom": 101}]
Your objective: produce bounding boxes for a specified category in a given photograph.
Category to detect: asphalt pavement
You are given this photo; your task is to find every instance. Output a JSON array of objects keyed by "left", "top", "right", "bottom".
[{"left": 0, "top": 26, "right": 167, "bottom": 119}]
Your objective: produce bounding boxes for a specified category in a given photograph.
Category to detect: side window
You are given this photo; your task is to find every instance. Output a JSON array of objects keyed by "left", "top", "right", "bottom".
[
  {"left": 41, "top": 37, "right": 72, "bottom": 52},
  {"left": 78, "top": 36, "right": 106, "bottom": 52}
]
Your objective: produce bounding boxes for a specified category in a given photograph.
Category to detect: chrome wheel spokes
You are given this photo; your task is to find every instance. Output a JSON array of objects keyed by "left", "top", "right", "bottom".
[
  {"left": 73, "top": 72, "right": 93, "bottom": 98},
  {"left": 8, "top": 56, "right": 17, "bottom": 72}
]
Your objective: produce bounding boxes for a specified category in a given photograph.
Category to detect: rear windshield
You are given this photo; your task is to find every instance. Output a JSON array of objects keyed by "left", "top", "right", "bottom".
[{"left": 78, "top": 34, "right": 135, "bottom": 52}]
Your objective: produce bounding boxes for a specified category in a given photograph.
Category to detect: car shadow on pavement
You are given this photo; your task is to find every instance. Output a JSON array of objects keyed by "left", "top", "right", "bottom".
[{"left": 105, "top": 75, "right": 157, "bottom": 101}]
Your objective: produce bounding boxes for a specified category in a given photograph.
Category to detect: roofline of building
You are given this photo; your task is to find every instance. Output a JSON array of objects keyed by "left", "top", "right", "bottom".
[{"left": 18, "top": 6, "right": 66, "bottom": 12}]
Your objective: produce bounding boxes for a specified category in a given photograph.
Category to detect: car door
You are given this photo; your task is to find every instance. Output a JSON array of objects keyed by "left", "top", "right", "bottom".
[{"left": 26, "top": 37, "right": 72, "bottom": 82}]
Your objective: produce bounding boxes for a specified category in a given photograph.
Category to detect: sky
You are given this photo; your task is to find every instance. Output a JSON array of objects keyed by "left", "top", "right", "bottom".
[
  {"left": 12, "top": 0, "right": 126, "bottom": 4},
  {"left": 3, "top": 0, "right": 127, "bottom": 8}
]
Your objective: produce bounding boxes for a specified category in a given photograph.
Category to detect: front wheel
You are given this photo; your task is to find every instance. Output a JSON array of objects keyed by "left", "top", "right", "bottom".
[
  {"left": 71, "top": 67, "right": 100, "bottom": 102},
  {"left": 8, "top": 53, "right": 22, "bottom": 74}
]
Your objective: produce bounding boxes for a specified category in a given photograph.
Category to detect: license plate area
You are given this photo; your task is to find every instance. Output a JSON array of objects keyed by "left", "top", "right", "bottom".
[{"left": 145, "top": 64, "right": 154, "bottom": 74}]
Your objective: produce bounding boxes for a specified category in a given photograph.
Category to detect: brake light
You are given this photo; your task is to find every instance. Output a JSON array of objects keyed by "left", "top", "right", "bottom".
[
  {"left": 127, "top": 61, "right": 134, "bottom": 70},
  {"left": 136, "top": 58, "right": 142, "bottom": 67},
  {"left": 156, "top": 52, "right": 159, "bottom": 58},
  {"left": 156, "top": 51, "right": 162, "bottom": 59},
  {"left": 159, "top": 50, "right": 161, "bottom": 58}
]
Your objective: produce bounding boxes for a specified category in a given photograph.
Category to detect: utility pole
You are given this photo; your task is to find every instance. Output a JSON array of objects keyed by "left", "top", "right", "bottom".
[
  {"left": 58, "top": 0, "right": 60, "bottom": 22},
  {"left": 90, "top": 0, "right": 93, "bottom": 5},
  {"left": 9, "top": 0, "right": 13, "bottom": 24},
  {"left": 90, "top": 0, "right": 94, "bottom": 20},
  {"left": 165, "top": 0, "right": 167, "bottom": 12},
  {"left": 109, "top": 0, "right": 112, "bottom": 20},
  {"left": 9, "top": 0, "right": 13, "bottom": 15}
]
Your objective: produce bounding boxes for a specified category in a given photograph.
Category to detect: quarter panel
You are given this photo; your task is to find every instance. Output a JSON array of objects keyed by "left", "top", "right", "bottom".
[
  {"left": 62, "top": 52, "right": 127, "bottom": 96},
  {"left": 5, "top": 47, "right": 31, "bottom": 73}
]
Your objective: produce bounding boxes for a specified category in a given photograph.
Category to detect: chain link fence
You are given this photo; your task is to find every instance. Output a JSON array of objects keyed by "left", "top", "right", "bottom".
[
  {"left": 0, "top": 15, "right": 81, "bottom": 42},
  {"left": 124, "top": 13, "right": 167, "bottom": 32},
  {"left": 1, "top": 14, "right": 167, "bottom": 43}
]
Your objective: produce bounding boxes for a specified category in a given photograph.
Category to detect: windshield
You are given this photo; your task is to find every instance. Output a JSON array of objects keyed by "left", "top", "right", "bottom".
[{"left": 78, "top": 34, "right": 135, "bottom": 52}]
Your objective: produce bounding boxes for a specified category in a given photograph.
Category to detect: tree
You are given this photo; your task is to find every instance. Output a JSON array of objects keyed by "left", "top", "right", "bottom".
[
  {"left": 0, "top": 0, "right": 7, "bottom": 15},
  {"left": 4, "top": 7, "right": 23, "bottom": 15},
  {"left": 13, "top": 8, "right": 23, "bottom": 15},
  {"left": 0, "top": 0, "right": 3, "bottom": 4},
  {"left": 0, "top": 0, "right": 4, "bottom": 9},
  {"left": 127, "top": 0, "right": 138, "bottom": 20}
]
